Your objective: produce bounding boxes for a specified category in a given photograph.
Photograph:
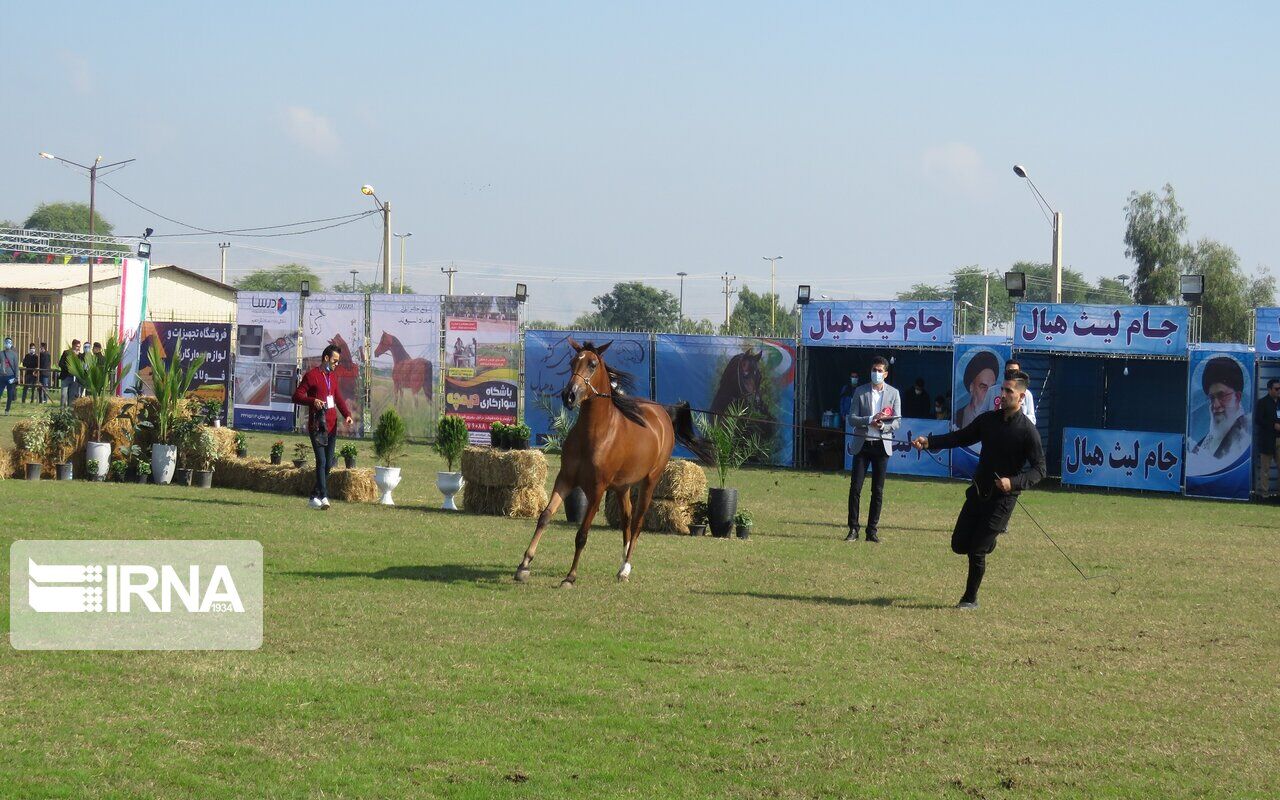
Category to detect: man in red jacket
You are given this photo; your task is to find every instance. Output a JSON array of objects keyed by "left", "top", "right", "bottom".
[{"left": 293, "top": 344, "right": 354, "bottom": 510}]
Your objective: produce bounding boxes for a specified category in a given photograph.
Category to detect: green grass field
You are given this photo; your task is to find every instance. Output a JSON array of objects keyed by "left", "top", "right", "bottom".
[{"left": 1, "top": 405, "right": 1277, "bottom": 798}]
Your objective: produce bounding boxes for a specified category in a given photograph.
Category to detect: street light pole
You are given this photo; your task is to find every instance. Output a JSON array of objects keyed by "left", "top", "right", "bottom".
[
  {"left": 763, "top": 256, "right": 783, "bottom": 333},
  {"left": 350, "top": 270, "right": 359, "bottom": 292},
  {"left": 38, "top": 151, "right": 135, "bottom": 344},
  {"left": 1012, "top": 164, "right": 1063, "bottom": 303},
  {"left": 360, "top": 185, "right": 392, "bottom": 293},
  {"left": 393, "top": 232, "right": 413, "bottom": 294},
  {"left": 441, "top": 262, "right": 458, "bottom": 296},
  {"left": 218, "top": 242, "right": 231, "bottom": 284},
  {"left": 676, "top": 271, "right": 688, "bottom": 322}
]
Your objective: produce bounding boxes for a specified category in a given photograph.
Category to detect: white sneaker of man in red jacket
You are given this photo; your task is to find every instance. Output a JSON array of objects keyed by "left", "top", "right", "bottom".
[{"left": 292, "top": 343, "right": 354, "bottom": 509}]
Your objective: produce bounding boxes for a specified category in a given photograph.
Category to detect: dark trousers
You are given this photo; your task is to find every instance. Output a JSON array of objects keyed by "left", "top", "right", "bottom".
[
  {"left": 848, "top": 441, "right": 889, "bottom": 533},
  {"left": 310, "top": 429, "right": 337, "bottom": 499},
  {"left": 951, "top": 484, "right": 1018, "bottom": 602},
  {"left": 2, "top": 379, "right": 14, "bottom": 412}
]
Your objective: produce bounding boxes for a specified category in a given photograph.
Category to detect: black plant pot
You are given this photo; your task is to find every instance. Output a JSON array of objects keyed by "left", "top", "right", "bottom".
[
  {"left": 236, "top": 447, "right": 248, "bottom": 458},
  {"left": 25, "top": 462, "right": 42, "bottom": 481},
  {"left": 56, "top": 462, "right": 73, "bottom": 481},
  {"left": 91, "top": 474, "right": 105, "bottom": 482},
  {"left": 564, "top": 487, "right": 588, "bottom": 524},
  {"left": 494, "top": 431, "right": 509, "bottom": 450},
  {"left": 175, "top": 468, "right": 193, "bottom": 486},
  {"left": 688, "top": 523, "right": 708, "bottom": 537},
  {"left": 735, "top": 524, "right": 752, "bottom": 540},
  {"left": 292, "top": 459, "right": 307, "bottom": 469},
  {"left": 270, "top": 453, "right": 282, "bottom": 465},
  {"left": 512, "top": 435, "right": 529, "bottom": 450},
  {"left": 343, "top": 456, "right": 356, "bottom": 469},
  {"left": 135, "top": 472, "right": 150, "bottom": 484},
  {"left": 195, "top": 470, "right": 214, "bottom": 489},
  {"left": 707, "top": 488, "right": 738, "bottom": 538},
  {"left": 125, "top": 464, "right": 138, "bottom": 482}
]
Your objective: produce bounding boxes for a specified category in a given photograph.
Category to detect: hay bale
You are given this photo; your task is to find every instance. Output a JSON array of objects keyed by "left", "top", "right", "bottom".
[
  {"left": 604, "top": 493, "right": 692, "bottom": 535},
  {"left": 0, "top": 447, "right": 16, "bottom": 480},
  {"left": 462, "top": 482, "right": 547, "bottom": 518},
  {"left": 460, "top": 446, "right": 547, "bottom": 488},
  {"left": 653, "top": 459, "right": 708, "bottom": 503},
  {"left": 210, "top": 455, "right": 376, "bottom": 503},
  {"left": 329, "top": 467, "right": 378, "bottom": 503}
]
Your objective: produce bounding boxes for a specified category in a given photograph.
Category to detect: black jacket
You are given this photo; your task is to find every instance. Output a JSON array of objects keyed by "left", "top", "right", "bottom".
[
  {"left": 1256, "top": 394, "right": 1280, "bottom": 455},
  {"left": 927, "top": 409, "right": 1046, "bottom": 495}
]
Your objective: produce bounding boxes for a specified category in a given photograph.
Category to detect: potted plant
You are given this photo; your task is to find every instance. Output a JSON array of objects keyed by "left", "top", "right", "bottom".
[
  {"left": 109, "top": 458, "right": 129, "bottom": 482},
  {"left": 373, "top": 408, "right": 406, "bottom": 505},
  {"left": 172, "top": 416, "right": 200, "bottom": 487},
  {"left": 64, "top": 333, "right": 129, "bottom": 480},
  {"left": 148, "top": 334, "right": 207, "bottom": 485},
  {"left": 44, "top": 405, "right": 80, "bottom": 479},
  {"left": 688, "top": 500, "right": 709, "bottom": 537},
  {"left": 339, "top": 443, "right": 358, "bottom": 469},
  {"left": 433, "top": 415, "right": 468, "bottom": 510},
  {"left": 87, "top": 459, "right": 106, "bottom": 482},
  {"left": 270, "top": 440, "right": 285, "bottom": 465},
  {"left": 696, "top": 401, "right": 767, "bottom": 538},
  {"left": 193, "top": 426, "right": 217, "bottom": 488},
  {"left": 234, "top": 431, "right": 248, "bottom": 458},
  {"left": 201, "top": 399, "right": 222, "bottom": 427},
  {"left": 511, "top": 423, "right": 531, "bottom": 450},
  {"left": 490, "top": 421, "right": 508, "bottom": 450},
  {"left": 19, "top": 413, "right": 49, "bottom": 480},
  {"left": 292, "top": 441, "right": 310, "bottom": 468},
  {"left": 136, "top": 461, "right": 152, "bottom": 484},
  {"left": 734, "top": 509, "right": 754, "bottom": 540}
]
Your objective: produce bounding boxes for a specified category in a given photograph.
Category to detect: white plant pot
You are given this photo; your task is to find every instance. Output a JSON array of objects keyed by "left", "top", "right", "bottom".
[
  {"left": 374, "top": 466, "right": 402, "bottom": 505},
  {"left": 436, "top": 471, "right": 464, "bottom": 511},
  {"left": 86, "top": 441, "right": 112, "bottom": 478},
  {"left": 151, "top": 443, "right": 178, "bottom": 485}
]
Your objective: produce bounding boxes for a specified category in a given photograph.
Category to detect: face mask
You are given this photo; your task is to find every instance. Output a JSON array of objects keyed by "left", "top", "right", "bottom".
[
  {"left": 324, "top": 361, "right": 335, "bottom": 372},
  {"left": 29, "top": 348, "right": 36, "bottom": 355},
  {"left": 3, "top": 341, "right": 11, "bottom": 349},
  {"left": 870, "top": 371, "right": 885, "bottom": 386},
  {"left": 850, "top": 377, "right": 859, "bottom": 387}
]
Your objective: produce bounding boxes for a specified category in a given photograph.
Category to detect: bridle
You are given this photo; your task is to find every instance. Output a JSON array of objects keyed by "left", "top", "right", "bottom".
[{"left": 567, "top": 367, "right": 612, "bottom": 400}]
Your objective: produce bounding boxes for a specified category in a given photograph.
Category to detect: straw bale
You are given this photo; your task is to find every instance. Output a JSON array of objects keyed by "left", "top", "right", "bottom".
[
  {"left": 462, "top": 482, "right": 547, "bottom": 518},
  {"left": 653, "top": 459, "right": 708, "bottom": 503},
  {"left": 0, "top": 447, "right": 16, "bottom": 479},
  {"left": 210, "top": 455, "right": 376, "bottom": 503},
  {"left": 329, "top": 467, "right": 378, "bottom": 503},
  {"left": 460, "top": 446, "right": 547, "bottom": 488},
  {"left": 604, "top": 493, "right": 692, "bottom": 535}
]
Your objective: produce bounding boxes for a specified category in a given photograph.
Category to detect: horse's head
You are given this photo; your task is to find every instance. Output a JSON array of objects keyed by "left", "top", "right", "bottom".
[
  {"left": 561, "top": 337, "right": 612, "bottom": 410},
  {"left": 374, "top": 331, "right": 394, "bottom": 357},
  {"left": 329, "top": 334, "right": 350, "bottom": 358},
  {"left": 736, "top": 349, "right": 764, "bottom": 396}
]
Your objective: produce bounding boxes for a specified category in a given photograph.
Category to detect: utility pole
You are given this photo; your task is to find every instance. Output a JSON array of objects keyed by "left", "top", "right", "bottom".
[
  {"left": 676, "top": 272, "right": 688, "bottom": 322},
  {"left": 441, "top": 262, "right": 458, "bottom": 296},
  {"left": 1051, "top": 211, "right": 1063, "bottom": 304},
  {"left": 763, "top": 256, "right": 783, "bottom": 333},
  {"left": 982, "top": 273, "right": 990, "bottom": 335},
  {"left": 721, "top": 272, "right": 737, "bottom": 331},
  {"left": 382, "top": 201, "right": 392, "bottom": 294},
  {"left": 350, "top": 270, "right": 359, "bottom": 292},
  {"left": 218, "top": 242, "right": 231, "bottom": 284},
  {"left": 393, "top": 232, "right": 413, "bottom": 294}
]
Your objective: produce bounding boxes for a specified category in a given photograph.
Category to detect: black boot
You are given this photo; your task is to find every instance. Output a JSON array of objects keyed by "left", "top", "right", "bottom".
[
  {"left": 958, "top": 552, "right": 985, "bottom": 609},
  {"left": 844, "top": 528, "right": 859, "bottom": 542}
]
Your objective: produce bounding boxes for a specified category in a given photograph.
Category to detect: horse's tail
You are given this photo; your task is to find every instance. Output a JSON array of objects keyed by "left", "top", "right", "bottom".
[{"left": 669, "top": 401, "right": 716, "bottom": 466}]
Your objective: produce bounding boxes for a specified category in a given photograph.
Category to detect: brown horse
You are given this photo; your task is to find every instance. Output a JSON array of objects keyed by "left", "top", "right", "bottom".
[
  {"left": 514, "top": 338, "right": 710, "bottom": 587},
  {"left": 374, "top": 331, "right": 433, "bottom": 401}
]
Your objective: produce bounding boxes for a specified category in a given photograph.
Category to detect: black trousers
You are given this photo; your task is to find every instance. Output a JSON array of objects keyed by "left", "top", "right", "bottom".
[
  {"left": 310, "top": 429, "right": 337, "bottom": 500},
  {"left": 951, "top": 484, "right": 1017, "bottom": 602},
  {"left": 848, "top": 441, "right": 889, "bottom": 532}
]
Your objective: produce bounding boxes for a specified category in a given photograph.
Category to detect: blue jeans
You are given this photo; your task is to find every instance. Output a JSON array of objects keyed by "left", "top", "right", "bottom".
[
  {"left": 1, "top": 378, "right": 14, "bottom": 412},
  {"left": 310, "top": 430, "right": 337, "bottom": 499}
]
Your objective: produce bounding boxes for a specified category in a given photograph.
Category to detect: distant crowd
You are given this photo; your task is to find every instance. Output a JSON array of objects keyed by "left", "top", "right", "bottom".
[{"left": 0, "top": 338, "right": 104, "bottom": 414}]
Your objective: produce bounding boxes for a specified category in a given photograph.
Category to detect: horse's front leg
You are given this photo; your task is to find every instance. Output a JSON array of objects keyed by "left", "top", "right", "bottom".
[
  {"left": 515, "top": 474, "right": 572, "bottom": 582},
  {"left": 561, "top": 483, "right": 605, "bottom": 588}
]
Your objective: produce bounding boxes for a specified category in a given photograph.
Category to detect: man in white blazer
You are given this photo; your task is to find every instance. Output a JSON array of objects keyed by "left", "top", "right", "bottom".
[{"left": 846, "top": 355, "right": 901, "bottom": 542}]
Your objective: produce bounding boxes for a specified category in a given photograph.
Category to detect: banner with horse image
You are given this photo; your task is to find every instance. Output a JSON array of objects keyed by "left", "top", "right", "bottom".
[
  {"left": 370, "top": 295, "right": 440, "bottom": 440},
  {"left": 1015, "top": 303, "right": 1188, "bottom": 356},
  {"left": 1060, "top": 428, "right": 1183, "bottom": 493},
  {"left": 654, "top": 334, "right": 796, "bottom": 467},
  {"left": 301, "top": 293, "right": 366, "bottom": 437},
  {"left": 137, "top": 322, "right": 232, "bottom": 423},
  {"left": 523, "top": 329, "right": 652, "bottom": 446},
  {"left": 444, "top": 297, "right": 520, "bottom": 445},
  {"left": 951, "top": 340, "right": 1011, "bottom": 479},
  {"left": 233, "top": 291, "right": 300, "bottom": 431},
  {"left": 1185, "top": 347, "right": 1254, "bottom": 500},
  {"left": 844, "top": 417, "right": 952, "bottom": 477}
]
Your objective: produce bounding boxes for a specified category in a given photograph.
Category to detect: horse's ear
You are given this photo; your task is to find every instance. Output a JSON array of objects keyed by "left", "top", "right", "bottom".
[
  {"left": 596, "top": 341, "right": 612, "bottom": 356},
  {"left": 567, "top": 337, "right": 582, "bottom": 352},
  {"left": 751, "top": 349, "right": 763, "bottom": 362}
]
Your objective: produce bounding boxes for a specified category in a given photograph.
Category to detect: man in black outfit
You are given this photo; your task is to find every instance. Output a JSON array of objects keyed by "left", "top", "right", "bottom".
[
  {"left": 912, "top": 370, "right": 1045, "bottom": 609},
  {"left": 1255, "top": 378, "right": 1280, "bottom": 498}
]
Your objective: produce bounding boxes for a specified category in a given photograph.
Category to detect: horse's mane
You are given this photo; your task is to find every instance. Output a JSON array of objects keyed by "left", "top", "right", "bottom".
[{"left": 579, "top": 341, "right": 648, "bottom": 427}]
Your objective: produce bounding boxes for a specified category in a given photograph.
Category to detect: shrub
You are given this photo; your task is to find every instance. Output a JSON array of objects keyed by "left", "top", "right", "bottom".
[
  {"left": 374, "top": 409, "right": 406, "bottom": 468},
  {"left": 293, "top": 441, "right": 311, "bottom": 461},
  {"left": 86, "top": 459, "right": 100, "bottom": 478},
  {"left": 339, "top": 443, "right": 358, "bottom": 461},
  {"left": 234, "top": 431, "right": 248, "bottom": 451},
  {"left": 270, "top": 441, "right": 285, "bottom": 459},
  {"left": 109, "top": 459, "right": 129, "bottom": 480},
  {"left": 20, "top": 415, "right": 50, "bottom": 459},
  {"left": 695, "top": 401, "right": 768, "bottom": 489},
  {"left": 433, "top": 415, "right": 469, "bottom": 472},
  {"left": 44, "top": 405, "right": 80, "bottom": 463},
  {"left": 193, "top": 427, "right": 218, "bottom": 471},
  {"left": 64, "top": 333, "right": 127, "bottom": 442},
  {"left": 149, "top": 335, "right": 206, "bottom": 446}
]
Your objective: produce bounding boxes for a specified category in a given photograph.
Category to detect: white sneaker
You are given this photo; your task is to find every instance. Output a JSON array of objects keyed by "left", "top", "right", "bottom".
[
  {"left": 309, "top": 497, "right": 323, "bottom": 509},
  {"left": 320, "top": 497, "right": 331, "bottom": 510}
]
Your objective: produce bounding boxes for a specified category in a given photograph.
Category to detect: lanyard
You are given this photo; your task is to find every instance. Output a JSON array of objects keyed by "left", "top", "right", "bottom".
[{"left": 321, "top": 369, "right": 333, "bottom": 399}]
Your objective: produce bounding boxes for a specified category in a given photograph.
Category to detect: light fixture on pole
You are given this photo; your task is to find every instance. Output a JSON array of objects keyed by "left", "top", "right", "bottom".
[
  {"left": 515, "top": 283, "right": 528, "bottom": 303},
  {"left": 361, "top": 184, "right": 392, "bottom": 293},
  {"left": 136, "top": 228, "right": 153, "bottom": 260},
  {"left": 796, "top": 285, "right": 811, "bottom": 305},
  {"left": 392, "top": 232, "right": 413, "bottom": 294},
  {"left": 1004, "top": 270, "right": 1026, "bottom": 298},
  {"left": 960, "top": 300, "right": 979, "bottom": 335},
  {"left": 1180, "top": 273, "right": 1205, "bottom": 344},
  {"left": 676, "top": 271, "right": 688, "bottom": 320},
  {"left": 300, "top": 280, "right": 311, "bottom": 298},
  {"left": 763, "top": 256, "right": 783, "bottom": 331},
  {"left": 1012, "top": 164, "right": 1063, "bottom": 303},
  {"left": 38, "top": 150, "right": 136, "bottom": 344},
  {"left": 350, "top": 270, "right": 359, "bottom": 292}
]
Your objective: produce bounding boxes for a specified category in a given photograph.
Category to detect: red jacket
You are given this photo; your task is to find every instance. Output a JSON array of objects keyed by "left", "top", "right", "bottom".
[{"left": 292, "top": 366, "right": 352, "bottom": 434}]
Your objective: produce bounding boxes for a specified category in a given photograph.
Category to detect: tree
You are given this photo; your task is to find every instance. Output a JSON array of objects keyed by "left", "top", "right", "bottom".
[
  {"left": 896, "top": 283, "right": 949, "bottom": 301},
  {"left": 336, "top": 279, "right": 417, "bottom": 295},
  {"left": 1124, "top": 184, "right": 1188, "bottom": 304},
  {"left": 234, "top": 263, "right": 324, "bottom": 293},
  {"left": 23, "top": 201, "right": 128, "bottom": 253},
  {"left": 589, "top": 282, "right": 681, "bottom": 331},
  {"left": 725, "top": 285, "right": 800, "bottom": 337},
  {"left": 523, "top": 319, "right": 563, "bottom": 330},
  {"left": 677, "top": 318, "right": 717, "bottom": 334},
  {"left": 1183, "top": 239, "right": 1276, "bottom": 343}
]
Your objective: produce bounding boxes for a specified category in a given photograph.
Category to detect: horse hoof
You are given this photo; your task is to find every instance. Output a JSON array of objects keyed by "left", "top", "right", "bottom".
[
  {"left": 616, "top": 572, "right": 629, "bottom": 583},
  {"left": 558, "top": 579, "right": 575, "bottom": 589},
  {"left": 514, "top": 568, "right": 531, "bottom": 583},
  {"left": 617, "top": 562, "right": 632, "bottom": 582}
]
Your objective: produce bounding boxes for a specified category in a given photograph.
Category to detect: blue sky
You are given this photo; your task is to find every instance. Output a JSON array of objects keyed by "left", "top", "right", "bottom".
[{"left": 3, "top": 1, "right": 1276, "bottom": 323}]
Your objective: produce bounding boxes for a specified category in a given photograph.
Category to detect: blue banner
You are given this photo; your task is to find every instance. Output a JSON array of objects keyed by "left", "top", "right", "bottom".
[
  {"left": 1015, "top": 303, "right": 1188, "bottom": 355},
  {"left": 803, "top": 301, "right": 953, "bottom": 347},
  {"left": 1060, "top": 428, "right": 1183, "bottom": 493},
  {"left": 523, "top": 330, "right": 651, "bottom": 445},
  {"left": 950, "top": 341, "right": 1011, "bottom": 479},
  {"left": 654, "top": 334, "right": 796, "bottom": 466},
  {"left": 1186, "top": 347, "right": 1254, "bottom": 500},
  {"left": 1256, "top": 308, "right": 1280, "bottom": 357},
  {"left": 843, "top": 417, "right": 951, "bottom": 477}
]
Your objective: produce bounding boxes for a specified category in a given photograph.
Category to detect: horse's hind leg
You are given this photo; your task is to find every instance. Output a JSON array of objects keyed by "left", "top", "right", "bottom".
[
  {"left": 621, "top": 476, "right": 659, "bottom": 581},
  {"left": 561, "top": 484, "right": 605, "bottom": 588},
  {"left": 616, "top": 488, "right": 633, "bottom": 581},
  {"left": 515, "top": 474, "right": 571, "bottom": 582}
]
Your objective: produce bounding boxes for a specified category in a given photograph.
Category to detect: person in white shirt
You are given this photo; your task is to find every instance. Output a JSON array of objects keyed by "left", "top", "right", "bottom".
[{"left": 1004, "top": 359, "right": 1036, "bottom": 425}]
